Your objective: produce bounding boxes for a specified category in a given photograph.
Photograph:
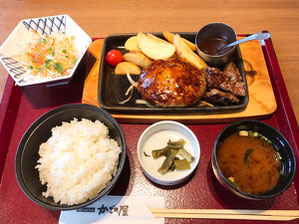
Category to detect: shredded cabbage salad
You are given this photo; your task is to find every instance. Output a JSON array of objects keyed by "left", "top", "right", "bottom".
[{"left": 14, "top": 31, "right": 78, "bottom": 82}]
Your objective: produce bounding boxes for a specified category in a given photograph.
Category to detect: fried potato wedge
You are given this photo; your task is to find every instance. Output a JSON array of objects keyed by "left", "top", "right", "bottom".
[
  {"left": 163, "top": 31, "right": 197, "bottom": 51},
  {"left": 173, "top": 34, "right": 207, "bottom": 70},
  {"left": 124, "top": 36, "right": 140, "bottom": 52},
  {"left": 147, "top": 33, "right": 168, "bottom": 43},
  {"left": 136, "top": 33, "right": 175, "bottom": 60},
  {"left": 123, "top": 52, "right": 152, "bottom": 68},
  {"left": 114, "top": 62, "right": 141, "bottom": 75}
]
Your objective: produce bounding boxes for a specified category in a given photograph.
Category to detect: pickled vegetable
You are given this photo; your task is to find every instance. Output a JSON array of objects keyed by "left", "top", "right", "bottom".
[
  {"left": 143, "top": 151, "right": 150, "bottom": 157},
  {"left": 158, "top": 149, "right": 178, "bottom": 174},
  {"left": 152, "top": 146, "right": 169, "bottom": 159},
  {"left": 169, "top": 157, "right": 180, "bottom": 171},
  {"left": 167, "top": 139, "right": 186, "bottom": 149},
  {"left": 174, "top": 159, "right": 190, "bottom": 170},
  {"left": 152, "top": 138, "right": 194, "bottom": 174},
  {"left": 178, "top": 147, "right": 194, "bottom": 163}
]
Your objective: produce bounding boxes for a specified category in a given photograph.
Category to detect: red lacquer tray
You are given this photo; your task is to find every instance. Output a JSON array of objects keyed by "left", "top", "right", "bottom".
[{"left": 0, "top": 37, "right": 298, "bottom": 224}]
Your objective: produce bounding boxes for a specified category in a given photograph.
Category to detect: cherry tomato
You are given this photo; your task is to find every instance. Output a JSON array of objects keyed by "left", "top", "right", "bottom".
[{"left": 105, "top": 49, "right": 122, "bottom": 66}]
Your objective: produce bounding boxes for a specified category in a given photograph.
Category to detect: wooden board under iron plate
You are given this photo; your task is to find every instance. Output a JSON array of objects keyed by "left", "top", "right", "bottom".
[{"left": 82, "top": 36, "right": 276, "bottom": 123}]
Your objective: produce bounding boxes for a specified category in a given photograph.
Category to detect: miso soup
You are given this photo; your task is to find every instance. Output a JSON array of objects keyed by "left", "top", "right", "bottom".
[{"left": 217, "top": 132, "right": 282, "bottom": 195}]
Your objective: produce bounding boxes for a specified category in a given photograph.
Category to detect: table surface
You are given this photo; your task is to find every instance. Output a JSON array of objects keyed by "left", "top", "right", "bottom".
[{"left": 0, "top": 0, "right": 299, "bottom": 124}]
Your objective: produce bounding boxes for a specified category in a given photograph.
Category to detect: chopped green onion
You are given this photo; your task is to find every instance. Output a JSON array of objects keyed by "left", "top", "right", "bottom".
[
  {"left": 39, "top": 38, "right": 47, "bottom": 44},
  {"left": 44, "top": 59, "right": 51, "bottom": 69},
  {"left": 248, "top": 130, "right": 254, "bottom": 137},
  {"left": 54, "top": 63, "right": 63, "bottom": 73},
  {"left": 44, "top": 63, "right": 51, "bottom": 69},
  {"left": 28, "top": 65, "right": 33, "bottom": 70},
  {"left": 65, "top": 55, "right": 70, "bottom": 59},
  {"left": 73, "top": 58, "right": 78, "bottom": 63},
  {"left": 48, "top": 47, "right": 55, "bottom": 56},
  {"left": 275, "top": 152, "right": 282, "bottom": 160},
  {"left": 232, "top": 181, "right": 238, "bottom": 187},
  {"left": 227, "top": 177, "right": 238, "bottom": 187},
  {"left": 36, "top": 68, "right": 42, "bottom": 72},
  {"left": 62, "top": 49, "right": 67, "bottom": 53}
]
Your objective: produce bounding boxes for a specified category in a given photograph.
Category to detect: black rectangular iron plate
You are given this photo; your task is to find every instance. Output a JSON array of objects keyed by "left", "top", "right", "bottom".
[{"left": 98, "top": 33, "right": 249, "bottom": 115}]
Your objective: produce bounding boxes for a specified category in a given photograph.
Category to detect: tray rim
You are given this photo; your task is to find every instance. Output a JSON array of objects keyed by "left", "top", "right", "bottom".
[{"left": 97, "top": 32, "right": 249, "bottom": 114}]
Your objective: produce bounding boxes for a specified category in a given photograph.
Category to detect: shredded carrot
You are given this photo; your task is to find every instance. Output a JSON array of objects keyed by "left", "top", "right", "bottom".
[{"left": 13, "top": 31, "right": 78, "bottom": 81}]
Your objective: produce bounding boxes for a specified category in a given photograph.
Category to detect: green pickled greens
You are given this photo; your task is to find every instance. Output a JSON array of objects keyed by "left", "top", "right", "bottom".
[
  {"left": 152, "top": 138, "right": 195, "bottom": 174},
  {"left": 174, "top": 159, "right": 190, "bottom": 170},
  {"left": 158, "top": 149, "right": 178, "bottom": 174},
  {"left": 152, "top": 146, "right": 170, "bottom": 159}
]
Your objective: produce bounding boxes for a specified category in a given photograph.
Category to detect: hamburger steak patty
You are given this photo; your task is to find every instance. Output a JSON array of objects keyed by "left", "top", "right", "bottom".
[{"left": 137, "top": 58, "right": 206, "bottom": 107}]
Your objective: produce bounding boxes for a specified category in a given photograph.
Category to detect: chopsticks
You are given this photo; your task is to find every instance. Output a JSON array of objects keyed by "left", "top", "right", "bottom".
[{"left": 150, "top": 208, "right": 299, "bottom": 221}]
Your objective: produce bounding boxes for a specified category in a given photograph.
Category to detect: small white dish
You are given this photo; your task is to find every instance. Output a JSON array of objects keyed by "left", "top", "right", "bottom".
[
  {"left": 0, "top": 14, "right": 91, "bottom": 87},
  {"left": 137, "top": 120, "right": 200, "bottom": 185}
]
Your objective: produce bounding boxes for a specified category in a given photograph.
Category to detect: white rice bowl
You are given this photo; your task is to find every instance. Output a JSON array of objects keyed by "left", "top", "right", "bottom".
[{"left": 35, "top": 118, "right": 121, "bottom": 205}]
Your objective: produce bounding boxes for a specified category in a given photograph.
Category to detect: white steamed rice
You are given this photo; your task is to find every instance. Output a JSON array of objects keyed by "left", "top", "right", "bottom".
[{"left": 35, "top": 118, "right": 121, "bottom": 205}]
